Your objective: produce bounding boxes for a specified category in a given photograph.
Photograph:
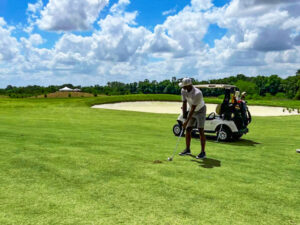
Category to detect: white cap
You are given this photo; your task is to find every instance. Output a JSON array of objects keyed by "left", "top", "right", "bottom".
[{"left": 179, "top": 78, "right": 192, "bottom": 88}]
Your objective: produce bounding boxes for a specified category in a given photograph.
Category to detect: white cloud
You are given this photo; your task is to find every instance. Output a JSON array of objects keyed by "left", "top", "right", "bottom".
[
  {"left": 29, "top": 34, "right": 44, "bottom": 46},
  {"left": 191, "top": 0, "right": 213, "bottom": 11},
  {"left": 154, "top": 8, "right": 210, "bottom": 57},
  {"left": 162, "top": 7, "right": 177, "bottom": 16},
  {"left": 0, "top": 18, "right": 20, "bottom": 62},
  {"left": 27, "top": 0, "right": 43, "bottom": 14},
  {"left": 1, "top": 0, "right": 300, "bottom": 87},
  {"left": 25, "top": 0, "right": 43, "bottom": 33},
  {"left": 110, "top": 0, "right": 130, "bottom": 14},
  {"left": 92, "top": 12, "right": 149, "bottom": 62},
  {"left": 37, "top": 0, "right": 109, "bottom": 31},
  {"left": 143, "top": 25, "right": 182, "bottom": 55}
]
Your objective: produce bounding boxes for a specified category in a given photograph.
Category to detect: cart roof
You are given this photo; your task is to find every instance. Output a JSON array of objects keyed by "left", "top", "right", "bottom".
[{"left": 194, "top": 84, "right": 237, "bottom": 89}]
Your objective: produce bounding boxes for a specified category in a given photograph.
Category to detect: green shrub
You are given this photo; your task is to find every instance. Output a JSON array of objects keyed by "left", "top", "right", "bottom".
[
  {"left": 246, "top": 94, "right": 252, "bottom": 100},
  {"left": 265, "top": 93, "right": 272, "bottom": 99},
  {"left": 94, "top": 93, "right": 98, "bottom": 97},
  {"left": 251, "top": 94, "right": 262, "bottom": 100},
  {"left": 68, "top": 93, "right": 71, "bottom": 98},
  {"left": 275, "top": 92, "right": 286, "bottom": 99}
]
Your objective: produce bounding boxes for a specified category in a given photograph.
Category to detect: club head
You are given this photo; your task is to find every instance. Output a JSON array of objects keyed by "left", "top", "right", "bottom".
[{"left": 167, "top": 157, "right": 173, "bottom": 161}]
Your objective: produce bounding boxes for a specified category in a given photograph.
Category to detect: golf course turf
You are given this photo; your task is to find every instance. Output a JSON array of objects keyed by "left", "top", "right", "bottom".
[{"left": 0, "top": 95, "right": 299, "bottom": 225}]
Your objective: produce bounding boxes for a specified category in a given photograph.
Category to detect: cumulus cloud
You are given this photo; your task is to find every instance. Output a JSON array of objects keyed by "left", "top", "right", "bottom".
[
  {"left": 150, "top": 6, "right": 210, "bottom": 58},
  {"left": 27, "top": 0, "right": 43, "bottom": 14},
  {"left": 294, "top": 34, "right": 300, "bottom": 46},
  {"left": 144, "top": 25, "right": 182, "bottom": 54},
  {"left": 37, "top": 0, "right": 109, "bottom": 31},
  {"left": 1, "top": 0, "right": 300, "bottom": 87},
  {"left": 93, "top": 11, "right": 150, "bottom": 62},
  {"left": 29, "top": 34, "right": 44, "bottom": 46},
  {"left": 191, "top": 0, "right": 213, "bottom": 11},
  {"left": 110, "top": 0, "right": 130, "bottom": 14},
  {"left": 25, "top": 0, "right": 43, "bottom": 33},
  {"left": 253, "top": 28, "right": 293, "bottom": 52},
  {"left": 0, "top": 18, "right": 20, "bottom": 62}
]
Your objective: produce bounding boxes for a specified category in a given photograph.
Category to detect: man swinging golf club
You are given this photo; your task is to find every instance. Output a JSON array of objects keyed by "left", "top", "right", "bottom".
[{"left": 179, "top": 78, "right": 207, "bottom": 159}]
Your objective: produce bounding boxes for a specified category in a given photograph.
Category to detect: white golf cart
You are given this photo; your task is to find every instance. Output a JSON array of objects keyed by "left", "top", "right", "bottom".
[{"left": 173, "top": 84, "right": 251, "bottom": 141}]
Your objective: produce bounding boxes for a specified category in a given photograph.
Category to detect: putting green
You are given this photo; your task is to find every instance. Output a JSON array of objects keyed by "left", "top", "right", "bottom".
[{"left": 0, "top": 96, "right": 299, "bottom": 225}]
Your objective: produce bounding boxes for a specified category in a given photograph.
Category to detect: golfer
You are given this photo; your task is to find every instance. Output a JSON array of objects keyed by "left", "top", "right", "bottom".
[{"left": 179, "top": 78, "right": 207, "bottom": 159}]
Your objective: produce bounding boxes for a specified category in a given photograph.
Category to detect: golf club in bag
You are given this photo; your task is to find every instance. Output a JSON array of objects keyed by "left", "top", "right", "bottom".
[{"left": 168, "top": 128, "right": 184, "bottom": 161}]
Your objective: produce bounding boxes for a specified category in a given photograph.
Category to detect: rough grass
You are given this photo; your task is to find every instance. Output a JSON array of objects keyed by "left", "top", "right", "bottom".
[{"left": 0, "top": 96, "right": 299, "bottom": 225}]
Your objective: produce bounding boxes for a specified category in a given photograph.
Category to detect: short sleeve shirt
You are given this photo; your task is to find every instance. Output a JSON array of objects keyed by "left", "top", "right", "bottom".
[{"left": 181, "top": 86, "right": 205, "bottom": 111}]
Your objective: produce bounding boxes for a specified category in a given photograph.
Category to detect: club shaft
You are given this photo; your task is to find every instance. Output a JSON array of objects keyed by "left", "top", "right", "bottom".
[{"left": 170, "top": 129, "right": 184, "bottom": 159}]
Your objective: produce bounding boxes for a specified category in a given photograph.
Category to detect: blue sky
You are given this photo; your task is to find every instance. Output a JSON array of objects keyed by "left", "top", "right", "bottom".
[
  {"left": 0, "top": 0, "right": 299, "bottom": 87},
  {"left": 1, "top": 0, "right": 229, "bottom": 48}
]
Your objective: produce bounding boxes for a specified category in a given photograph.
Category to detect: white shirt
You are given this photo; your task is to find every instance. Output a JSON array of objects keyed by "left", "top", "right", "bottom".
[{"left": 181, "top": 86, "right": 205, "bottom": 111}]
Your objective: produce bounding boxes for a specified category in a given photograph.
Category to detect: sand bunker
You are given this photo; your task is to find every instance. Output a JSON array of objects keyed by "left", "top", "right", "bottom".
[{"left": 92, "top": 101, "right": 299, "bottom": 117}]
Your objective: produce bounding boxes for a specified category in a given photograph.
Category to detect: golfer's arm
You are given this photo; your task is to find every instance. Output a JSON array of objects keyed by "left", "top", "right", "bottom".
[{"left": 186, "top": 105, "right": 196, "bottom": 123}]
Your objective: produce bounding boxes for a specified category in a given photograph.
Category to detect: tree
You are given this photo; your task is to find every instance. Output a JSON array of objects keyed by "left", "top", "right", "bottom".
[
  {"left": 235, "top": 80, "right": 259, "bottom": 95},
  {"left": 265, "top": 75, "right": 282, "bottom": 95},
  {"left": 254, "top": 76, "right": 268, "bottom": 95},
  {"left": 281, "top": 75, "right": 299, "bottom": 98}
]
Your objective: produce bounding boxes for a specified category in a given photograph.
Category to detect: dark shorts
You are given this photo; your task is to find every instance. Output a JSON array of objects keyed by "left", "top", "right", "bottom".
[{"left": 187, "top": 105, "right": 206, "bottom": 129}]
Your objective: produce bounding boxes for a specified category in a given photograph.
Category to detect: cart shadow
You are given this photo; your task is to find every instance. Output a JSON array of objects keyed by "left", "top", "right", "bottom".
[
  {"left": 189, "top": 156, "right": 221, "bottom": 169},
  {"left": 192, "top": 134, "right": 260, "bottom": 147}
]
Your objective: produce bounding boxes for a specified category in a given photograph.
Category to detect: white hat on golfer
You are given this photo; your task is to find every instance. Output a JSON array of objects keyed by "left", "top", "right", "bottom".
[{"left": 179, "top": 78, "right": 192, "bottom": 88}]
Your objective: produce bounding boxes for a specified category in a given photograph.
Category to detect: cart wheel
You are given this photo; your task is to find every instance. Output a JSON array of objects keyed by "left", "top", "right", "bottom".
[
  {"left": 217, "top": 126, "right": 231, "bottom": 141},
  {"left": 173, "top": 124, "right": 183, "bottom": 136}
]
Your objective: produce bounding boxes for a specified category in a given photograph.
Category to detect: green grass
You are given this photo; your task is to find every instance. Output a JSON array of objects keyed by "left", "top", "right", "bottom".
[{"left": 0, "top": 96, "right": 299, "bottom": 225}]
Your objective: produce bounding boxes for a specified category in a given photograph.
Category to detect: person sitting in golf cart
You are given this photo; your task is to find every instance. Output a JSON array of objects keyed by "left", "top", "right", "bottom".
[{"left": 178, "top": 78, "right": 207, "bottom": 159}]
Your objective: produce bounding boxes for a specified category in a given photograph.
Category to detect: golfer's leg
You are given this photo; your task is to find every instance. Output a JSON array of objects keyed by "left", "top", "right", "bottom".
[
  {"left": 186, "top": 127, "right": 192, "bottom": 150},
  {"left": 199, "top": 128, "right": 206, "bottom": 153}
]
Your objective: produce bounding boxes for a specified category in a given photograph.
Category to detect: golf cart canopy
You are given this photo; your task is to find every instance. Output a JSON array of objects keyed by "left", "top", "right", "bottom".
[{"left": 194, "top": 84, "right": 237, "bottom": 89}]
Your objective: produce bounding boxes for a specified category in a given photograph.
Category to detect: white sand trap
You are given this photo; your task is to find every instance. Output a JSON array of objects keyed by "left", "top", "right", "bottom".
[{"left": 92, "top": 101, "right": 300, "bottom": 116}]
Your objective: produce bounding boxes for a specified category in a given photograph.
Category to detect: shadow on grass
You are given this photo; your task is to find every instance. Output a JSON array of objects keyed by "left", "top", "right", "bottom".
[
  {"left": 190, "top": 157, "right": 221, "bottom": 169},
  {"left": 191, "top": 134, "right": 261, "bottom": 147}
]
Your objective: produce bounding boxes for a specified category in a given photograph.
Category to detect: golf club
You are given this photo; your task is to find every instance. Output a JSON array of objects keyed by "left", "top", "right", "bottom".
[{"left": 168, "top": 128, "right": 184, "bottom": 161}]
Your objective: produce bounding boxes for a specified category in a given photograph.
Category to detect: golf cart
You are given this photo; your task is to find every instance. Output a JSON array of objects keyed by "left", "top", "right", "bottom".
[{"left": 173, "top": 84, "right": 251, "bottom": 141}]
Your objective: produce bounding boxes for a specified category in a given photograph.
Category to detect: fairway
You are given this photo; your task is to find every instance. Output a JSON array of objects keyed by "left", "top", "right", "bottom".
[{"left": 0, "top": 97, "right": 299, "bottom": 225}]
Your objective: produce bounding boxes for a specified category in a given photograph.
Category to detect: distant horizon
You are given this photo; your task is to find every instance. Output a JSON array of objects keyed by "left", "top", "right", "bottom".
[
  {"left": 1, "top": 0, "right": 300, "bottom": 87},
  {"left": 1, "top": 71, "right": 298, "bottom": 89}
]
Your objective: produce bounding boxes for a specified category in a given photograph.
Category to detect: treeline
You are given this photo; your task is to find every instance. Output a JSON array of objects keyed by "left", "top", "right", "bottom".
[{"left": 1, "top": 70, "right": 299, "bottom": 99}]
